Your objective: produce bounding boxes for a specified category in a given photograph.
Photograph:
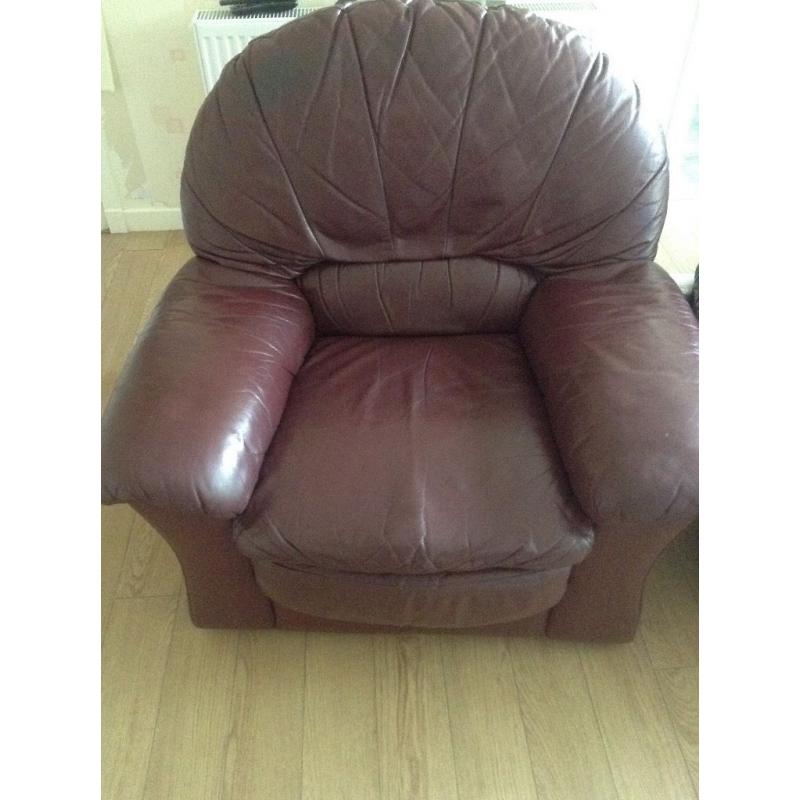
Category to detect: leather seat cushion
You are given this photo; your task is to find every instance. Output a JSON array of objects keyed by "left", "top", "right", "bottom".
[{"left": 235, "top": 334, "right": 593, "bottom": 579}]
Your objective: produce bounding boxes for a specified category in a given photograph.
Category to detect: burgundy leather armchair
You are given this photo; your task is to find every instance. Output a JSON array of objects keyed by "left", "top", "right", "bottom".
[{"left": 102, "top": 0, "right": 698, "bottom": 642}]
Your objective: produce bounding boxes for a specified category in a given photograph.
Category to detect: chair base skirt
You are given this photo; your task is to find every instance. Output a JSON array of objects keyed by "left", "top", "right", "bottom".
[
  {"left": 251, "top": 560, "right": 570, "bottom": 630},
  {"left": 129, "top": 502, "right": 696, "bottom": 642},
  {"left": 272, "top": 603, "right": 550, "bottom": 636}
]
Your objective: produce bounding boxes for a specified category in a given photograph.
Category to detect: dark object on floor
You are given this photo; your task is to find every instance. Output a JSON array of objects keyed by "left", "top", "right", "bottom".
[
  {"left": 691, "top": 265, "right": 699, "bottom": 317},
  {"left": 102, "top": 0, "right": 698, "bottom": 643}
]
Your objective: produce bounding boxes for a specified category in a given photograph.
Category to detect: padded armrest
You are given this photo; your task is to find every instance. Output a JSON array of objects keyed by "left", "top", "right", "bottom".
[
  {"left": 102, "top": 257, "right": 315, "bottom": 519},
  {"left": 520, "top": 261, "right": 698, "bottom": 527}
]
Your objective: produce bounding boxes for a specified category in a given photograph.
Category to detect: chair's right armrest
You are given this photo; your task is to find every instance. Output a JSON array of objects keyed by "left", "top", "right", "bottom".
[
  {"left": 520, "top": 261, "right": 698, "bottom": 528},
  {"left": 102, "top": 257, "right": 315, "bottom": 519}
]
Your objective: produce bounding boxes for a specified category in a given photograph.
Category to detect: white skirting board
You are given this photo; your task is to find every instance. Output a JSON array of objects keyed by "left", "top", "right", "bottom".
[{"left": 103, "top": 207, "right": 184, "bottom": 233}]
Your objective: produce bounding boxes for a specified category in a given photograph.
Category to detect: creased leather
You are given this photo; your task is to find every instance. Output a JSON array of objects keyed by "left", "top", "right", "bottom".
[
  {"left": 520, "top": 261, "right": 699, "bottom": 526},
  {"left": 102, "top": 258, "right": 314, "bottom": 518},
  {"left": 182, "top": 0, "right": 667, "bottom": 275},
  {"left": 300, "top": 257, "right": 537, "bottom": 335}
]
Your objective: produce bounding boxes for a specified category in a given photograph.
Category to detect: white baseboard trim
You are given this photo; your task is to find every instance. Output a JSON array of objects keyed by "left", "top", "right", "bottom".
[
  {"left": 103, "top": 208, "right": 128, "bottom": 234},
  {"left": 104, "top": 207, "right": 183, "bottom": 233}
]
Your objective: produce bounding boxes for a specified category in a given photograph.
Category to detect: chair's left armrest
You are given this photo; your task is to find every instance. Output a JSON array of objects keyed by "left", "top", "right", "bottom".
[
  {"left": 102, "top": 257, "right": 315, "bottom": 519},
  {"left": 520, "top": 261, "right": 698, "bottom": 528}
]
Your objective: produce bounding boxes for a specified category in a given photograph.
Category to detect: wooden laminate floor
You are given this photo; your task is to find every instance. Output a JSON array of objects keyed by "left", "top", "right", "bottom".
[{"left": 102, "top": 230, "right": 699, "bottom": 800}]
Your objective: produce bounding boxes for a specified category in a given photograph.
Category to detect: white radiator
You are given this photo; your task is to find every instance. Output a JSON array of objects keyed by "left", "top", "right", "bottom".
[
  {"left": 193, "top": 7, "right": 320, "bottom": 93},
  {"left": 192, "top": 2, "right": 600, "bottom": 94}
]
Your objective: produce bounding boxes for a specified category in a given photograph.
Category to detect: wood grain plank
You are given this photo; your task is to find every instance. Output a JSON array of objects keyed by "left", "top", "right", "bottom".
[
  {"left": 166, "top": 229, "right": 190, "bottom": 249},
  {"left": 101, "top": 233, "right": 126, "bottom": 305},
  {"left": 141, "top": 236, "right": 193, "bottom": 319},
  {"left": 509, "top": 637, "right": 618, "bottom": 800},
  {"left": 641, "top": 537, "right": 699, "bottom": 670},
  {"left": 101, "top": 249, "right": 164, "bottom": 409},
  {"left": 656, "top": 667, "right": 699, "bottom": 795},
  {"left": 102, "top": 239, "right": 188, "bottom": 410},
  {"left": 302, "top": 633, "right": 381, "bottom": 800},
  {"left": 115, "top": 514, "right": 182, "bottom": 599},
  {"left": 101, "top": 505, "right": 136, "bottom": 638},
  {"left": 142, "top": 594, "right": 240, "bottom": 800},
  {"left": 222, "top": 630, "right": 306, "bottom": 800},
  {"left": 579, "top": 638, "right": 696, "bottom": 800},
  {"left": 441, "top": 636, "right": 539, "bottom": 800},
  {"left": 374, "top": 634, "right": 459, "bottom": 800},
  {"left": 101, "top": 232, "right": 127, "bottom": 261},
  {"left": 121, "top": 231, "right": 171, "bottom": 251},
  {"left": 102, "top": 596, "right": 178, "bottom": 800}
]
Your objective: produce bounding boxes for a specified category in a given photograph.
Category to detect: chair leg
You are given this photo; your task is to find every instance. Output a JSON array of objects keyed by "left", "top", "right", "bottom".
[
  {"left": 546, "top": 518, "right": 696, "bottom": 643},
  {"left": 132, "top": 503, "right": 275, "bottom": 629}
]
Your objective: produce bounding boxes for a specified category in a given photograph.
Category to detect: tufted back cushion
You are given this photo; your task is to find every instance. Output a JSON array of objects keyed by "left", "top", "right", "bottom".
[
  {"left": 299, "top": 257, "right": 536, "bottom": 335},
  {"left": 181, "top": 0, "right": 668, "bottom": 291}
]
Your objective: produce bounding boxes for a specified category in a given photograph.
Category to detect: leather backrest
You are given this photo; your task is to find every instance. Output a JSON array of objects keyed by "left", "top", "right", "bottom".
[
  {"left": 299, "top": 257, "right": 536, "bottom": 335},
  {"left": 181, "top": 0, "right": 667, "bottom": 284}
]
